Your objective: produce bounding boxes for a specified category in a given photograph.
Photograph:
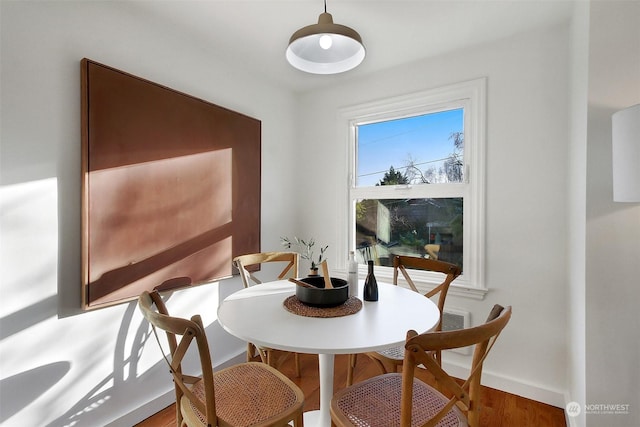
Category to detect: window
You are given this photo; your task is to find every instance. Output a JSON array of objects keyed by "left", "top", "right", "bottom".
[{"left": 338, "top": 78, "right": 486, "bottom": 297}]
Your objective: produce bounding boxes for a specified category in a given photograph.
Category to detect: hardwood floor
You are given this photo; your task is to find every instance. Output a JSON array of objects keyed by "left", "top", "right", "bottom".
[{"left": 135, "top": 352, "right": 566, "bottom": 427}]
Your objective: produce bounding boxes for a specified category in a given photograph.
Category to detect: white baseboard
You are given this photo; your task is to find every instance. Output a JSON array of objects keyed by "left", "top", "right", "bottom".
[
  {"left": 107, "top": 352, "right": 246, "bottom": 427},
  {"left": 110, "top": 392, "right": 175, "bottom": 427},
  {"left": 441, "top": 360, "right": 566, "bottom": 408}
]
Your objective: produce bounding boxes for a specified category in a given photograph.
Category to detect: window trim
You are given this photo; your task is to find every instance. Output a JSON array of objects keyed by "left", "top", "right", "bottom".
[{"left": 337, "top": 78, "right": 487, "bottom": 298}]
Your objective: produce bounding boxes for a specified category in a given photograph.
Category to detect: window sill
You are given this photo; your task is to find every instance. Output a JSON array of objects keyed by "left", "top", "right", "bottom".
[
  {"left": 346, "top": 267, "right": 488, "bottom": 301},
  {"left": 447, "top": 284, "right": 488, "bottom": 300}
]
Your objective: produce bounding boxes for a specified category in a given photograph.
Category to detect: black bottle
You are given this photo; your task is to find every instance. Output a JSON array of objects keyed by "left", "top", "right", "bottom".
[{"left": 363, "top": 260, "right": 378, "bottom": 301}]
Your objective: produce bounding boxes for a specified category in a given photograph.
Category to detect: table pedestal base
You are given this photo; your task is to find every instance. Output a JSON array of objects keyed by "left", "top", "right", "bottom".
[
  {"left": 303, "top": 410, "right": 322, "bottom": 426},
  {"left": 303, "top": 353, "right": 334, "bottom": 427}
]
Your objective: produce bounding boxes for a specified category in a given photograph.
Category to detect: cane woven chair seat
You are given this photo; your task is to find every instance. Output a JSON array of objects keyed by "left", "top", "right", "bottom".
[
  {"left": 375, "top": 345, "right": 405, "bottom": 360},
  {"left": 184, "top": 362, "right": 304, "bottom": 427},
  {"left": 332, "top": 374, "right": 466, "bottom": 427}
]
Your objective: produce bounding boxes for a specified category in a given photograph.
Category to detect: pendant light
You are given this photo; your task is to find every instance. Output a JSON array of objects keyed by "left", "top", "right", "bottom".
[{"left": 286, "top": 0, "right": 365, "bottom": 74}]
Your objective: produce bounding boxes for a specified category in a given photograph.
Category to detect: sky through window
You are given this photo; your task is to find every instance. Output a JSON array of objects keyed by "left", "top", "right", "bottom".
[{"left": 357, "top": 108, "right": 463, "bottom": 187}]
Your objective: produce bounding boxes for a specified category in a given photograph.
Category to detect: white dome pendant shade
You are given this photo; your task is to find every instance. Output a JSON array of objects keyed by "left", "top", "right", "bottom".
[{"left": 286, "top": 5, "right": 365, "bottom": 74}]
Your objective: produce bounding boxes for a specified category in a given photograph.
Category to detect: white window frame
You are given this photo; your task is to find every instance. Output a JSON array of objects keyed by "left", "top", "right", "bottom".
[{"left": 337, "top": 78, "right": 487, "bottom": 299}]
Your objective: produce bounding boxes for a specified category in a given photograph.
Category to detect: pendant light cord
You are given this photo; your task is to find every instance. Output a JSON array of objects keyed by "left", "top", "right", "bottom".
[{"left": 324, "top": 0, "right": 327, "bottom": 13}]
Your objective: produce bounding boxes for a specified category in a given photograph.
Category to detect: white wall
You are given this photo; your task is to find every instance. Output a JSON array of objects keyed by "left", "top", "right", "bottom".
[
  {"left": 585, "top": 2, "right": 640, "bottom": 426},
  {"left": 294, "top": 22, "right": 572, "bottom": 406},
  {"left": 0, "top": 2, "right": 295, "bottom": 426},
  {"left": 566, "top": 2, "right": 590, "bottom": 426}
]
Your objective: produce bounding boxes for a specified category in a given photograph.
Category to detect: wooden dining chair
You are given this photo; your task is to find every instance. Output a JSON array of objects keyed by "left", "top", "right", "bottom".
[
  {"left": 233, "top": 251, "right": 302, "bottom": 376},
  {"left": 138, "top": 290, "right": 305, "bottom": 427},
  {"left": 346, "top": 255, "right": 462, "bottom": 386},
  {"left": 331, "top": 304, "right": 512, "bottom": 427}
]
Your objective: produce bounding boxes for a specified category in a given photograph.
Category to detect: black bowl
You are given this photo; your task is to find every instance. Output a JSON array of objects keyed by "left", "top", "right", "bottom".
[{"left": 295, "top": 277, "right": 349, "bottom": 307}]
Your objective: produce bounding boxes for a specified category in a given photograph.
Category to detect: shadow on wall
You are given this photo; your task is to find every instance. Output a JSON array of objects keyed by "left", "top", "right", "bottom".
[
  {"left": 0, "top": 362, "right": 71, "bottom": 423},
  {"left": 0, "top": 295, "right": 58, "bottom": 340},
  {"left": 1, "top": 290, "right": 229, "bottom": 427}
]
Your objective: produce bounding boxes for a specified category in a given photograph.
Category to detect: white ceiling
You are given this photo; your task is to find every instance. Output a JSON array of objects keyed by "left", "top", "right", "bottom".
[{"left": 129, "top": 0, "right": 575, "bottom": 92}]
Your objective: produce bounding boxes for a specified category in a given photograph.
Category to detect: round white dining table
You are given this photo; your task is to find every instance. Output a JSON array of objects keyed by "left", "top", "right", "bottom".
[{"left": 217, "top": 280, "right": 440, "bottom": 427}]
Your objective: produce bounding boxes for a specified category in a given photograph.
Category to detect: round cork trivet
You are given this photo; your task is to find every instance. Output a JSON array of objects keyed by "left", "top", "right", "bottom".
[{"left": 283, "top": 295, "right": 362, "bottom": 318}]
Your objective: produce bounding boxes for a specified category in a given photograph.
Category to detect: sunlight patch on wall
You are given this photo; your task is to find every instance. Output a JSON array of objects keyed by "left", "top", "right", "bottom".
[{"left": 0, "top": 178, "right": 58, "bottom": 318}]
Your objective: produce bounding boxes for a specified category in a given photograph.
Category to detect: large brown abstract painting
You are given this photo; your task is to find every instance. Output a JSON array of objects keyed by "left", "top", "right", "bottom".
[{"left": 81, "top": 59, "right": 260, "bottom": 309}]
